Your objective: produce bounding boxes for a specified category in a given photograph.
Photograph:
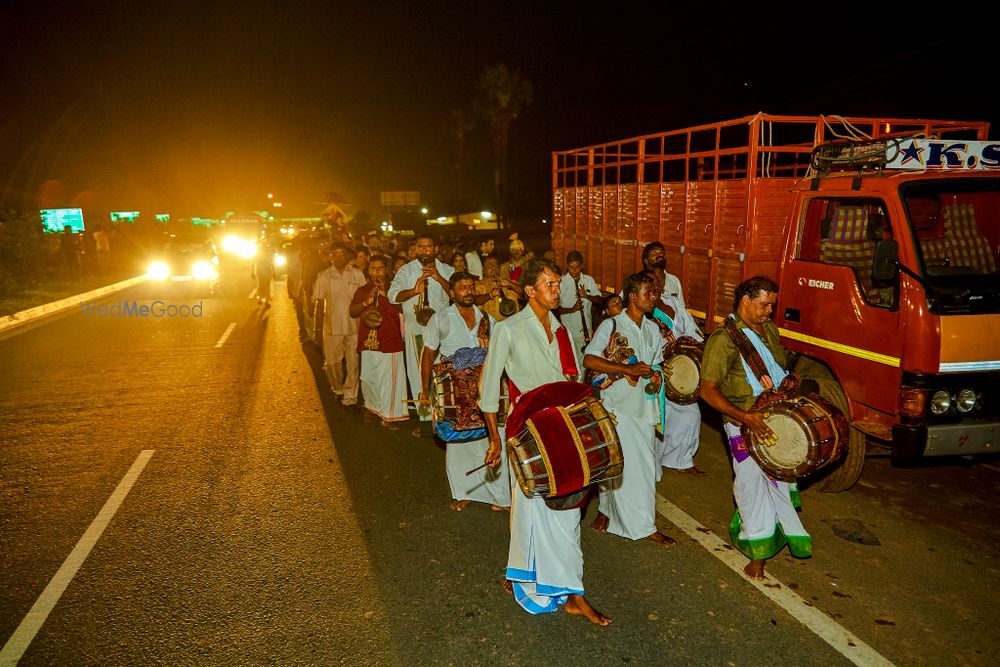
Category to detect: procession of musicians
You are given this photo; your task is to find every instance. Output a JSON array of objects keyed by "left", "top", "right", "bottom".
[{"left": 293, "top": 230, "right": 846, "bottom": 626}]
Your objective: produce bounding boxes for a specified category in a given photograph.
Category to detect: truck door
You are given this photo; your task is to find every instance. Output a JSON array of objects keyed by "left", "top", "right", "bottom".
[{"left": 777, "top": 197, "right": 903, "bottom": 416}]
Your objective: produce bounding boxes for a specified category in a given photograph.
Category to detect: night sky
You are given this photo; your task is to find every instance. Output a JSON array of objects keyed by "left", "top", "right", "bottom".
[{"left": 1, "top": 1, "right": 995, "bottom": 222}]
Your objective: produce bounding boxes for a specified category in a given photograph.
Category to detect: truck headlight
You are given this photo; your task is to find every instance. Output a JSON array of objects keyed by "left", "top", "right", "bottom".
[
  {"left": 192, "top": 260, "right": 218, "bottom": 281},
  {"left": 929, "top": 390, "right": 952, "bottom": 416},
  {"left": 147, "top": 261, "right": 170, "bottom": 281},
  {"left": 956, "top": 389, "right": 979, "bottom": 414}
]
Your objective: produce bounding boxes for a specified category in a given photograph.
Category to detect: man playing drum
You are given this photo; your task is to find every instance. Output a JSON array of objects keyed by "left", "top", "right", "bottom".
[
  {"left": 479, "top": 257, "right": 612, "bottom": 626},
  {"left": 642, "top": 269, "right": 707, "bottom": 478},
  {"left": 583, "top": 272, "right": 676, "bottom": 547},
  {"left": 699, "top": 276, "right": 812, "bottom": 581},
  {"left": 419, "top": 272, "right": 510, "bottom": 512}
]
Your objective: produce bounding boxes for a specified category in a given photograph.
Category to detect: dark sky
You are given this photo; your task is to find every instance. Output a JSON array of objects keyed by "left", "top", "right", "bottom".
[{"left": 1, "top": 1, "right": 995, "bottom": 221}]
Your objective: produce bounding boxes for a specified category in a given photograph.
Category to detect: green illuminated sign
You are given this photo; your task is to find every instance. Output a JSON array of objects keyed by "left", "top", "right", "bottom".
[
  {"left": 155, "top": 214, "right": 171, "bottom": 222},
  {"left": 110, "top": 211, "right": 140, "bottom": 223},
  {"left": 40, "top": 208, "right": 85, "bottom": 233}
]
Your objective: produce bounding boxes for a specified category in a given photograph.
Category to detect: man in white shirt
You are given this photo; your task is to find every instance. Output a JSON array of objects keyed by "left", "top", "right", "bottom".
[
  {"left": 555, "top": 250, "right": 603, "bottom": 375},
  {"left": 642, "top": 241, "right": 685, "bottom": 309},
  {"left": 388, "top": 234, "right": 454, "bottom": 433},
  {"left": 652, "top": 279, "right": 707, "bottom": 477},
  {"left": 464, "top": 236, "right": 493, "bottom": 279},
  {"left": 312, "top": 242, "right": 367, "bottom": 409},
  {"left": 420, "top": 272, "right": 509, "bottom": 512},
  {"left": 480, "top": 257, "right": 612, "bottom": 627},
  {"left": 583, "top": 272, "right": 676, "bottom": 546}
]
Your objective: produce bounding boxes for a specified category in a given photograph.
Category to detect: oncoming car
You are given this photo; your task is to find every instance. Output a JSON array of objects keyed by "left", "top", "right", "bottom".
[{"left": 146, "top": 241, "right": 220, "bottom": 295}]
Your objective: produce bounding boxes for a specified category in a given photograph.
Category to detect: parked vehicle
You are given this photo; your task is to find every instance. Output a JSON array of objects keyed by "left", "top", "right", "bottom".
[{"left": 552, "top": 113, "right": 999, "bottom": 491}]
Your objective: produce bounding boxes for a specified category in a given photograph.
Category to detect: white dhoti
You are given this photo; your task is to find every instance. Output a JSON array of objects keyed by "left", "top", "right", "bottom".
[
  {"left": 360, "top": 350, "right": 408, "bottom": 422},
  {"left": 655, "top": 400, "right": 702, "bottom": 477},
  {"left": 598, "top": 413, "right": 658, "bottom": 540},
  {"left": 322, "top": 334, "right": 359, "bottom": 404},
  {"left": 446, "top": 430, "right": 511, "bottom": 507},
  {"left": 506, "top": 464, "right": 584, "bottom": 613},
  {"left": 724, "top": 423, "right": 812, "bottom": 560},
  {"left": 403, "top": 331, "right": 431, "bottom": 421}
]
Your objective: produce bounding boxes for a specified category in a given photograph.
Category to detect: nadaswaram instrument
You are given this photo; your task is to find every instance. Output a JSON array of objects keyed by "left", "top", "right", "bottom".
[{"left": 414, "top": 257, "right": 436, "bottom": 326}]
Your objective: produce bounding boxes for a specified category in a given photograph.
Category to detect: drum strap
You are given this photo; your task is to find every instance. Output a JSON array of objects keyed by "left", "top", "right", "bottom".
[{"left": 723, "top": 317, "right": 773, "bottom": 389}]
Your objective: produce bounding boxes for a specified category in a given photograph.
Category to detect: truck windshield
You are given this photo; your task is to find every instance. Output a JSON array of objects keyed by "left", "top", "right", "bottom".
[{"left": 900, "top": 178, "right": 1000, "bottom": 314}]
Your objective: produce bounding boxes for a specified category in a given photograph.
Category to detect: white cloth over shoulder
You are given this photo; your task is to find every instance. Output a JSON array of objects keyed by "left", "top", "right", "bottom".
[{"left": 585, "top": 312, "right": 662, "bottom": 420}]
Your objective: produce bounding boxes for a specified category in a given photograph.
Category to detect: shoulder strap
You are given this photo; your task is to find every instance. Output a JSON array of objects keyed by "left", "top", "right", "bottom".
[{"left": 722, "top": 317, "right": 771, "bottom": 386}]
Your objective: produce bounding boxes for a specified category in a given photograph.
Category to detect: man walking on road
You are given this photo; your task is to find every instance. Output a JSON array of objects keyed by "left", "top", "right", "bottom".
[
  {"left": 699, "top": 275, "right": 812, "bottom": 580},
  {"left": 313, "top": 242, "right": 366, "bottom": 410}
]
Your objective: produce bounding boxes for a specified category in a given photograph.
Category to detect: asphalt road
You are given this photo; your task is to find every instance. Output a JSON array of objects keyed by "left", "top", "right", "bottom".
[{"left": 0, "top": 279, "right": 996, "bottom": 666}]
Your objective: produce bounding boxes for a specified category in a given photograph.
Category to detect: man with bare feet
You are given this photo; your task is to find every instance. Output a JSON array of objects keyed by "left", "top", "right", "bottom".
[
  {"left": 584, "top": 272, "right": 676, "bottom": 547},
  {"left": 699, "top": 276, "right": 812, "bottom": 580},
  {"left": 480, "top": 258, "right": 612, "bottom": 626},
  {"left": 419, "top": 272, "right": 510, "bottom": 512},
  {"left": 349, "top": 255, "right": 408, "bottom": 430}
]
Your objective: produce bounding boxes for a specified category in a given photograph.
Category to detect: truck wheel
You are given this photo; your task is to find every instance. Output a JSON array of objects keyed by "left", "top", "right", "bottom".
[{"left": 816, "top": 426, "right": 866, "bottom": 493}]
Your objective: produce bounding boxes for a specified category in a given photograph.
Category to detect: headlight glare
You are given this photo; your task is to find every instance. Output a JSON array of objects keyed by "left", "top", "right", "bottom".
[
  {"left": 147, "top": 261, "right": 170, "bottom": 281},
  {"left": 192, "top": 260, "right": 218, "bottom": 281}
]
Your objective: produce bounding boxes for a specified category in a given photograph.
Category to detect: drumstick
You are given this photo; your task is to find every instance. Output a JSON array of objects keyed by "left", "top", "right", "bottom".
[{"left": 465, "top": 462, "right": 490, "bottom": 476}]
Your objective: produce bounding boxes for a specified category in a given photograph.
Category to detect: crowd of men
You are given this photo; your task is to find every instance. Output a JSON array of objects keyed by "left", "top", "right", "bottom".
[{"left": 281, "top": 229, "right": 809, "bottom": 626}]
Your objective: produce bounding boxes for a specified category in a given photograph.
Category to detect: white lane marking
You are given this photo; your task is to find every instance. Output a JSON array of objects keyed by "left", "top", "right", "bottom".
[
  {"left": 0, "top": 450, "right": 155, "bottom": 666},
  {"left": 656, "top": 494, "right": 894, "bottom": 667},
  {"left": 214, "top": 323, "right": 236, "bottom": 348}
]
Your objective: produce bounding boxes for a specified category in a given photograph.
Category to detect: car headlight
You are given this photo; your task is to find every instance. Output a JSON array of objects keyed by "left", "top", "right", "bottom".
[
  {"left": 192, "top": 260, "right": 218, "bottom": 281},
  {"left": 147, "top": 261, "right": 170, "bottom": 281},
  {"left": 956, "top": 388, "right": 979, "bottom": 414},
  {"left": 274, "top": 253, "right": 287, "bottom": 267},
  {"left": 929, "top": 390, "right": 952, "bottom": 416}
]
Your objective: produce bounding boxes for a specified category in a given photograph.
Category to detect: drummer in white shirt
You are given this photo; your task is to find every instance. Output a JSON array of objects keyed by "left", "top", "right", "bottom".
[
  {"left": 583, "top": 272, "right": 677, "bottom": 546},
  {"left": 419, "top": 272, "right": 510, "bottom": 512},
  {"left": 480, "top": 257, "right": 612, "bottom": 627}
]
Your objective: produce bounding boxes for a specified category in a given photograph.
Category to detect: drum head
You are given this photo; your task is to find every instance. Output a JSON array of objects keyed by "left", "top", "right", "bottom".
[
  {"left": 667, "top": 354, "right": 700, "bottom": 394},
  {"left": 760, "top": 413, "right": 810, "bottom": 470}
]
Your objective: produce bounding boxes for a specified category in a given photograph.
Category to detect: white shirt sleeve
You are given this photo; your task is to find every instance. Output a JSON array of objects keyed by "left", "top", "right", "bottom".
[
  {"left": 584, "top": 318, "right": 614, "bottom": 358},
  {"left": 387, "top": 264, "right": 411, "bottom": 304},
  {"left": 478, "top": 320, "right": 511, "bottom": 414},
  {"left": 423, "top": 311, "right": 444, "bottom": 351}
]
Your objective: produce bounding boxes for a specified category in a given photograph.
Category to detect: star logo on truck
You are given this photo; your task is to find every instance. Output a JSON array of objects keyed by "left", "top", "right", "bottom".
[{"left": 899, "top": 140, "right": 925, "bottom": 166}]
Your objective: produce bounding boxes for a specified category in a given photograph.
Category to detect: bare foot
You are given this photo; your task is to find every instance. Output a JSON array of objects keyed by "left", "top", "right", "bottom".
[
  {"left": 381, "top": 420, "right": 401, "bottom": 431},
  {"left": 743, "top": 559, "right": 766, "bottom": 580},
  {"left": 563, "top": 594, "right": 612, "bottom": 626},
  {"left": 645, "top": 531, "right": 677, "bottom": 548},
  {"left": 684, "top": 466, "right": 707, "bottom": 477},
  {"left": 503, "top": 579, "right": 514, "bottom": 595},
  {"left": 590, "top": 512, "right": 609, "bottom": 533},
  {"left": 411, "top": 426, "right": 423, "bottom": 438},
  {"left": 490, "top": 505, "right": 509, "bottom": 512},
  {"left": 449, "top": 499, "right": 472, "bottom": 512}
]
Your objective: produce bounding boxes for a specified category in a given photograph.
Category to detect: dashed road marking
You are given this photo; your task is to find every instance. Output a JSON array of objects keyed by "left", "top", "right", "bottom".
[
  {"left": 656, "top": 493, "right": 894, "bottom": 667},
  {"left": 214, "top": 322, "right": 236, "bottom": 348},
  {"left": 0, "top": 450, "right": 155, "bottom": 666}
]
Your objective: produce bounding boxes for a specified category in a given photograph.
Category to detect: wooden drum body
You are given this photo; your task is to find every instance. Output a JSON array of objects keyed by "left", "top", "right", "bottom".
[
  {"left": 507, "top": 396, "right": 623, "bottom": 499},
  {"left": 742, "top": 394, "right": 848, "bottom": 480},
  {"left": 431, "top": 367, "right": 508, "bottom": 442}
]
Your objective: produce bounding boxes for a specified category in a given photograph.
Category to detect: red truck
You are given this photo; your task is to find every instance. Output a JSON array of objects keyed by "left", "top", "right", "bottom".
[{"left": 552, "top": 113, "right": 999, "bottom": 490}]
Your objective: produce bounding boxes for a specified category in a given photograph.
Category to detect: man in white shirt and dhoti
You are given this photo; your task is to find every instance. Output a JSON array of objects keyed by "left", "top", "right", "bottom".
[
  {"left": 480, "top": 257, "right": 612, "bottom": 627},
  {"left": 555, "top": 250, "right": 604, "bottom": 376},
  {"left": 583, "top": 272, "right": 676, "bottom": 546},
  {"left": 419, "top": 272, "right": 510, "bottom": 512},
  {"left": 388, "top": 234, "right": 454, "bottom": 436}
]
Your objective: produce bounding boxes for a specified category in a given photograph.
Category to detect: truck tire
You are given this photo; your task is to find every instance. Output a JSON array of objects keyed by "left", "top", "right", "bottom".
[
  {"left": 791, "top": 354, "right": 865, "bottom": 492},
  {"left": 815, "top": 426, "right": 866, "bottom": 492}
]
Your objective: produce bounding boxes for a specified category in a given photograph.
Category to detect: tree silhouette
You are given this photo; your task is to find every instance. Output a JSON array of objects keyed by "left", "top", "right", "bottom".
[{"left": 476, "top": 64, "right": 532, "bottom": 227}]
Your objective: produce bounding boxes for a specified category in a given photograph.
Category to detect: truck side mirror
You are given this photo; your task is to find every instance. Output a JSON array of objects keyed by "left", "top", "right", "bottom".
[{"left": 872, "top": 239, "right": 900, "bottom": 282}]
